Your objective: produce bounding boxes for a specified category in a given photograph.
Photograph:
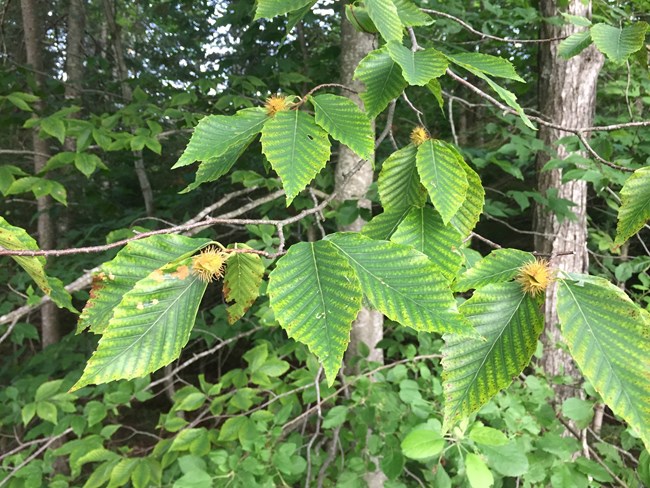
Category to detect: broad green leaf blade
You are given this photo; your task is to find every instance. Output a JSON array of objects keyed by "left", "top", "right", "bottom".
[
  {"left": 72, "top": 257, "right": 209, "bottom": 390},
  {"left": 615, "top": 167, "right": 650, "bottom": 245},
  {"left": 557, "top": 275, "right": 650, "bottom": 449},
  {"left": 311, "top": 94, "right": 374, "bottom": 161},
  {"left": 446, "top": 53, "right": 525, "bottom": 82},
  {"left": 180, "top": 131, "right": 257, "bottom": 193},
  {"left": 416, "top": 140, "right": 468, "bottom": 224},
  {"left": 465, "top": 453, "right": 494, "bottom": 488},
  {"left": 393, "top": 0, "right": 433, "bottom": 27},
  {"left": 261, "top": 110, "right": 331, "bottom": 205},
  {"left": 223, "top": 244, "right": 265, "bottom": 324},
  {"left": 362, "top": 206, "right": 413, "bottom": 241},
  {"left": 365, "top": 0, "right": 403, "bottom": 42},
  {"left": 286, "top": 1, "right": 317, "bottom": 33},
  {"left": 328, "top": 233, "right": 475, "bottom": 336},
  {"left": 558, "top": 30, "right": 593, "bottom": 59},
  {"left": 590, "top": 22, "right": 649, "bottom": 64},
  {"left": 387, "top": 41, "right": 448, "bottom": 86},
  {"left": 427, "top": 79, "right": 444, "bottom": 111},
  {"left": 354, "top": 47, "right": 408, "bottom": 118},
  {"left": 454, "top": 249, "right": 535, "bottom": 292},
  {"left": 442, "top": 283, "right": 544, "bottom": 429},
  {"left": 450, "top": 159, "right": 485, "bottom": 238},
  {"left": 401, "top": 427, "right": 445, "bottom": 460},
  {"left": 377, "top": 144, "right": 427, "bottom": 210},
  {"left": 254, "top": 0, "right": 314, "bottom": 20},
  {"left": 173, "top": 108, "right": 268, "bottom": 168},
  {"left": 78, "top": 235, "right": 211, "bottom": 334},
  {"left": 391, "top": 206, "right": 463, "bottom": 284},
  {"left": 0, "top": 217, "right": 75, "bottom": 311},
  {"left": 482, "top": 76, "right": 535, "bottom": 130},
  {"left": 268, "top": 241, "right": 363, "bottom": 385}
]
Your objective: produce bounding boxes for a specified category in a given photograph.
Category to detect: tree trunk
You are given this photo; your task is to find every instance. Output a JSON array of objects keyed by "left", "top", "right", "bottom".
[
  {"left": 534, "top": 0, "right": 604, "bottom": 402},
  {"left": 335, "top": 15, "right": 386, "bottom": 488},
  {"left": 20, "top": 0, "right": 60, "bottom": 347},
  {"left": 102, "top": 0, "right": 155, "bottom": 217}
]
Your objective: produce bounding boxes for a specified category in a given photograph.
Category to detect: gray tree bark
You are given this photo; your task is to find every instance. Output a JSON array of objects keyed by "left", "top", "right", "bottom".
[
  {"left": 535, "top": 0, "right": 604, "bottom": 402},
  {"left": 20, "top": 0, "right": 60, "bottom": 347},
  {"left": 335, "top": 15, "right": 386, "bottom": 488}
]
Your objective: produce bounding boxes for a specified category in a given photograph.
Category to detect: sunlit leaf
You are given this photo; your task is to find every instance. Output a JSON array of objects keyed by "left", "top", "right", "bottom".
[
  {"left": 224, "top": 244, "right": 265, "bottom": 324},
  {"left": 365, "top": 0, "right": 403, "bottom": 42},
  {"left": 590, "top": 22, "right": 649, "bottom": 64},
  {"left": 355, "top": 47, "right": 408, "bottom": 118},
  {"left": 615, "top": 166, "right": 650, "bottom": 245},
  {"left": 377, "top": 144, "right": 427, "bottom": 210},
  {"left": 387, "top": 41, "right": 448, "bottom": 86},
  {"left": 454, "top": 248, "right": 535, "bottom": 292}
]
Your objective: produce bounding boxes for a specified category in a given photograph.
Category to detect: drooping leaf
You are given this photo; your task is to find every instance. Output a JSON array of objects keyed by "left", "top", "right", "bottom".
[
  {"left": 482, "top": 76, "right": 535, "bottom": 130},
  {"left": 286, "top": 1, "right": 318, "bottom": 33},
  {"left": 260, "top": 110, "right": 331, "bottom": 204},
  {"left": 450, "top": 159, "right": 485, "bottom": 238},
  {"left": 0, "top": 217, "right": 75, "bottom": 311},
  {"left": 387, "top": 41, "right": 448, "bottom": 86},
  {"left": 173, "top": 108, "right": 268, "bottom": 168},
  {"left": 615, "top": 167, "right": 650, "bottom": 245},
  {"left": 223, "top": 244, "right": 265, "bottom": 324},
  {"left": 328, "top": 233, "right": 475, "bottom": 336},
  {"left": 354, "top": 47, "right": 408, "bottom": 118},
  {"left": 558, "top": 30, "right": 593, "bottom": 59},
  {"left": 254, "top": 0, "right": 314, "bottom": 20},
  {"left": 446, "top": 53, "right": 524, "bottom": 82},
  {"left": 442, "top": 283, "right": 544, "bottom": 430},
  {"left": 557, "top": 274, "right": 650, "bottom": 449},
  {"left": 392, "top": 0, "right": 433, "bottom": 27},
  {"left": 40, "top": 116, "right": 66, "bottom": 144},
  {"left": 416, "top": 140, "right": 468, "bottom": 224},
  {"left": 78, "top": 235, "right": 211, "bottom": 334},
  {"left": 268, "top": 241, "right": 363, "bottom": 385},
  {"left": 365, "top": 0, "right": 403, "bottom": 42},
  {"left": 590, "top": 22, "right": 649, "bottom": 64},
  {"left": 362, "top": 206, "right": 413, "bottom": 241},
  {"left": 72, "top": 256, "right": 209, "bottom": 390},
  {"left": 454, "top": 249, "right": 535, "bottom": 292},
  {"left": 377, "top": 144, "right": 427, "bottom": 210},
  {"left": 311, "top": 94, "right": 374, "bottom": 161},
  {"left": 391, "top": 206, "right": 463, "bottom": 284},
  {"left": 427, "top": 79, "right": 444, "bottom": 111}
]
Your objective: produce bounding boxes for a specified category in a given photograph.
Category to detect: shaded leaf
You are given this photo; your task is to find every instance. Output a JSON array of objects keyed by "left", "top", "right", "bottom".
[
  {"left": 355, "top": 47, "right": 408, "bottom": 118},
  {"left": 615, "top": 166, "right": 650, "bottom": 245},
  {"left": 450, "top": 159, "right": 485, "bottom": 238},
  {"left": 591, "top": 22, "right": 649, "bottom": 64},
  {"left": 268, "top": 241, "right": 362, "bottom": 385},
  {"left": 557, "top": 275, "right": 650, "bottom": 449},
  {"left": 377, "top": 144, "right": 427, "bottom": 210},
  {"left": 328, "top": 233, "right": 475, "bottom": 335},
  {"left": 223, "top": 244, "right": 265, "bottom": 324},
  {"left": 254, "top": 0, "right": 314, "bottom": 20},
  {"left": 559, "top": 30, "right": 593, "bottom": 59},
  {"left": 362, "top": 206, "right": 413, "bottom": 241},
  {"left": 442, "top": 283, "right": 544, "bottom": 429},
  {"left": 311, "top": 94, "right": 374, "bottom": 160},
  {"left": 416, "top": 140, "right": 468, "bottom": 224},
  {"left": 261, "top": 110, "right": 331, "bottom": 204}
]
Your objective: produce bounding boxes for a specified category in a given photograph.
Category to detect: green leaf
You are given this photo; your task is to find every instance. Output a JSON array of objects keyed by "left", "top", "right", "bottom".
[
  {"left": 286, "top": 1, "right": 317, "bottom": 33},
  {"left": 6, "top": 176, "right": 68, "bottom": 205},
  {"left": 392, "top": 0, "right": 433, "bottom": 27},
  {"left": 0, "top": 217, "right": 75, "bottom": 311},
  {"left": 559, "top": 30, "right": 593, "bottom": 59},
  {"left": 615, "top": 167, "right": 650, "bottom": 245},
  {"left": 6, "top": 93, "right": 33, "bottom": 111},
  {"left": 562, "top": 398, "right": 594, "bottom": 429},
  {"left": 557, "top": 275, "right": 650, "bottom": 449},
  {"left": 483, "top": 76, "right": 535, "bottom": 130},
  {"left": 427, "top": 79, "right": 444, "bottom": 111},
  {"left": 173, "top": 108, "right": 267, "bottom": 168},
  {"left": 465, "top": 453, "right": 494, "bottom": 488},
  {"left": 590, "top": 22, "right": 649, "bottom": 64},
  {"left": 0, "top": 165, "right": 27, "bottom": 194},
  {"left": 391, "top": 206, "right": 463, "bottom": 284},
  {"left": 454, "top": 249, "right": 535, "bottom": 292},
  {"left": 261, "top": 110, "right": 331, "bottom": 205},
  {"left": 481, "top": 442, "right": 529, "bottom": 477},
  {"left": 223, "top": 244, "right": 265, "bottom": 324},
  {"left": 36, "top": 401, "right": 58, "bottom": 424},
  {"left": 322, "top": 405, "right": 348, "bottom": 429},
  {"left": 365, "top": 0, "right": 403, "bottom": 42},
  {"left": 450, "top": 159, "right": 485, "bottom": 238},
  {"left": 416, "top": 140, "right": 468, "bottom": 224},
  {"left": 268, "top": 241, "right": 363, "bottom": 386},
  {"left": 468, "top": 425, "right": 508, "bottom": 446},
  {"left": 328, "top": 233, "right": 475, "bottom": 336},
  {"left": 387, "top": 41, "right": 448, "bottom": 86},
  {"left": 355, "top": 47, "right": 408, "bottom": 118},
  {"left": 78, "top": 235, "right": 210, "bottom": 334},
  {"left": 41, "top": 116, "right": 66, "bottom": 144},
  {"left": 72, "top": 256, "right": 209, "bottom": 390},
  {"left": 377, "top": 144, "right": 427, "bottom": 210},
  {"left": 401, "top": 427, "right": 445, "bottom": 460},
  {"left": 74, "top": 153, "right": 102, "bottom": 177},
  {"left": 254, "top": 0, "right": 313, "bottom": 20},
  {"left": 311, "top": 94, "right": 374, "bottom": 160},
  {"left": 362, "top": 206, "right": 413, "bottom": 241},
  {"left": 446, "top": 53, "right": 524, "bottom": 82},
  {"left": 442, "top": 283, "right": 544, "bottom": 430}
]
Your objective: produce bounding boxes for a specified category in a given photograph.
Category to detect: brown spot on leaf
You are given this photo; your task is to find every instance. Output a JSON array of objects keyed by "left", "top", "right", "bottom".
[
  {"left": 151, "top": 269, "right": 165, "bottom": 282},
  {"left": 172, "top": 265, "right": 190, "bottom": 280}
]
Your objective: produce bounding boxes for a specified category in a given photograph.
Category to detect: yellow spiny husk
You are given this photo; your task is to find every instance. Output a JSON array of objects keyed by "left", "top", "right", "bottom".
[
  {"left": 265, "top": 95, "right": 291, "bottom": 116},
  {"left": 191, "top": 246, "right": 228, "bottom": 283},
  {"left": 410, "top": 126, "right": 430, "bottom": 146},
  {"left": 516, "top": 258, "right": 553, "bottom": 297}
]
